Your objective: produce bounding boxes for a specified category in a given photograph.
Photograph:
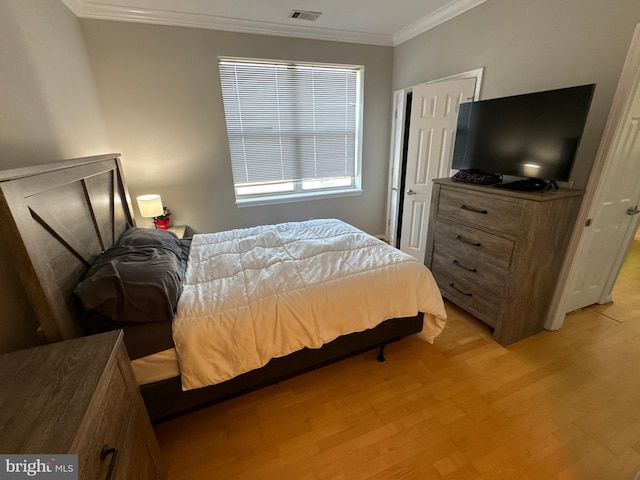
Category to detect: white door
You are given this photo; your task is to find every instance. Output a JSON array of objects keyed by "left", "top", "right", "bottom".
[
  {"left": 564, "top": 78, "right": 640, "bottom": 312},
  {"left": 399, "top": 78, "right": 477, "bottom": 260},
  {"left": 548, "top": 24, "right": 640, "bottom": 322}
]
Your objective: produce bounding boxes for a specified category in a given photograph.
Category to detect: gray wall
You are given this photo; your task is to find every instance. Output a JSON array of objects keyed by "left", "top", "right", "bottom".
[
  {"left": 393, "top": 0, "right": 640, "bottom": 190},
  {"left": 79, "top": 20, "right": 394, "bottom": 235},
  {"left": 0, "top": 0, "right": 111, "bottom": 352}
]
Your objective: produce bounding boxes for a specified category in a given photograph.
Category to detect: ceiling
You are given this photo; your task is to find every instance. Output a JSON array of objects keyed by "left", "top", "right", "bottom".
[{"left": 61, "top": 0, "right": 488, "bottom": 46}]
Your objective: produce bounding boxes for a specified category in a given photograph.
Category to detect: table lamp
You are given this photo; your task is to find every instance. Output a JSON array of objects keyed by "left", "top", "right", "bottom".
[{"left": 136, "top": 194, "right": 166, "bottom": 229}]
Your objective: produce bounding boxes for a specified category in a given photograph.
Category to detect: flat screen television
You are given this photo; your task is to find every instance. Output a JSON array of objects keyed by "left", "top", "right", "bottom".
[{"left": 451, "top": 84, "right": 595, "bottom": 191}]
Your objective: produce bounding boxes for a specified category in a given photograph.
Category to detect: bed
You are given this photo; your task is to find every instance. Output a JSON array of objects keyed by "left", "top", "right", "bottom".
[{"left": 0, "top": 153, "right": 447, "bottom": 422}]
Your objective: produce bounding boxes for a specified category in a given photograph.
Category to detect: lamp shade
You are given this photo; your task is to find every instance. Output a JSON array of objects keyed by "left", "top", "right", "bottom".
[{"left": 136, "top": 194, "right": 164, "bottom": 218}]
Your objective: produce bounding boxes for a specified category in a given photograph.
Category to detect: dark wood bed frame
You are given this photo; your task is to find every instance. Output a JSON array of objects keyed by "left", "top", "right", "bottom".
[{"left": 0, "top": 154, "right": 423, "bottom": 422}]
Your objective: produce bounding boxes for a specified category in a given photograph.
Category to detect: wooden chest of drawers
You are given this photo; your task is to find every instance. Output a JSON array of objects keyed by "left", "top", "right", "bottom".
[
  {"left": 0, "top": 331, "right": 166, "bottom": 480},
  {"left": 426, "top": 179, "right": 583, "bottom": 345}
]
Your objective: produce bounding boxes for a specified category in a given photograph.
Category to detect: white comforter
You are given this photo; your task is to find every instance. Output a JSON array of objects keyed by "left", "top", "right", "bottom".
[{"left": 173, "top": 219, "right": 447, "bottom": 391}]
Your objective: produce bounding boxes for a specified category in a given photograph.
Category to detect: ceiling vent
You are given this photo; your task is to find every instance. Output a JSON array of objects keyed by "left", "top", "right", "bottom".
[{"left": 289, "top": 10, "right": 322, "bottom": 21}]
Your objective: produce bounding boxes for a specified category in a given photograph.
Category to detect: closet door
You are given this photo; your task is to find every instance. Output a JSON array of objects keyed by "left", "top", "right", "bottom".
[{"left": 399, "top": 78, "right": 476, "bottom": 261}]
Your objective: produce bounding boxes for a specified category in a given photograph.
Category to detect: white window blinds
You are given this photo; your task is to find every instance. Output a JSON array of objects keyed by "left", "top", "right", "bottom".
[{"left": 219, "top": 58, "right": 362, "bottom": 203}]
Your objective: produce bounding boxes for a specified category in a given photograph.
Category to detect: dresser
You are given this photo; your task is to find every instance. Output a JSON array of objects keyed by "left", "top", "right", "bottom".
[
  {"left": 425, "top": 178, "right": 583, "bottom": 346},
  {"left": 0, "top": 330, "right": 166, "bottom": 480}
]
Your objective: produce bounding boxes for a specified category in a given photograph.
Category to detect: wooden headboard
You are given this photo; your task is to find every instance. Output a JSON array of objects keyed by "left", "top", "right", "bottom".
[{"left": 0, "top": 154, "right": 135, "bottom": 342}]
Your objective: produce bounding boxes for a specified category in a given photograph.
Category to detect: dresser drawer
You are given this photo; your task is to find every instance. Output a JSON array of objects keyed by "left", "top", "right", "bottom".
[
  {"left": 432, "top": 265, "right": 500, "bottom": 326},
  {"left": 437, "top": 187, "right": 524, "bottom": 236},
  {"left": 431, "top": 246, "right": 507, "bottom": 295},
  {"left": 434, "top": 218, "right": 515, "bottom": 269},
  {"left": 71, "top": 360, "right": 131, "bottom": 480}
]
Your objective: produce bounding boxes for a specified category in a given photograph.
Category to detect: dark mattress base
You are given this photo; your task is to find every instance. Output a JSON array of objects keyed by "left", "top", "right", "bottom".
[{"left": 141, "top": 313, "right": 424, "bottom": 423}]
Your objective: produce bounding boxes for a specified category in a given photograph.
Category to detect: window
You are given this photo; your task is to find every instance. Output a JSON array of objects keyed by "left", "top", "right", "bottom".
[{"left": 218, "top": 57, "right": 363, "bottom": 205}]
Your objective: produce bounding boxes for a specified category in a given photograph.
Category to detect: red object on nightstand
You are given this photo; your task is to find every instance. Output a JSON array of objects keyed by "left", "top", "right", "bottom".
[{"left": 154, "top": 218, "right": 170, "bottom": 230}]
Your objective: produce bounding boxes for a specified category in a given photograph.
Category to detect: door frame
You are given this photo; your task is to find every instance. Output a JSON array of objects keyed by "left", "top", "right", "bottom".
[
  {"left": 546, "top": 23, "right": 640, "bottom": 330},
  {"left": 386, "top": 89, "right": 409, "bottom": 247},
  {"left": 385, "top": 68, "right": 484, "bottom": 246}
]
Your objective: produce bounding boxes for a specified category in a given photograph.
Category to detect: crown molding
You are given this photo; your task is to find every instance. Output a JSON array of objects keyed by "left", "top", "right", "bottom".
[
  {"left": 60, "top": 0, "right": 83, "bottom": 16},
  {"left": 69, "top": 2, "right": 394, "bottom": 46},
  {"left": 62, "top": 0, "right": 486, "bottom": 47},
  {"left": 393, "top": 0, "right": 488, "bottom": 46}
]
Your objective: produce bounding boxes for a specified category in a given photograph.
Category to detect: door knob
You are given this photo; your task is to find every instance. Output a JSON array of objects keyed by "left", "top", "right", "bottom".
[
  {"left": 627, "top": 205, "right": 639, "bottom": 216},
  {"left": 406, "top": 189, "right": 416, "bottom": 195}
]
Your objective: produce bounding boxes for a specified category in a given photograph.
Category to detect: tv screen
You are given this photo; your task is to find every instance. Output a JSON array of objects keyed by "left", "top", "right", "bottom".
[{"left": 452, "top": 84, "right": 595, "bottom": 183}]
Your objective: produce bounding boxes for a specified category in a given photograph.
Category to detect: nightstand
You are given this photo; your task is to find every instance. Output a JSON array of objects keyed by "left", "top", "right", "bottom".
[
  {"left": 0, "top": 331, "right": 166, "bottom": 479},
  {"left": 168, "top": 225, "right": 187, "bottom": 239}
]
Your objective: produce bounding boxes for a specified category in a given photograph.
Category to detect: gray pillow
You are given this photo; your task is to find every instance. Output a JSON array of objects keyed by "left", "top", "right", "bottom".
[
  {"left": 74, "top": 244, "right": 184, "bottom": 324},
  {"left": 118, "top": 227, "right": 183, "bottom": 256}
]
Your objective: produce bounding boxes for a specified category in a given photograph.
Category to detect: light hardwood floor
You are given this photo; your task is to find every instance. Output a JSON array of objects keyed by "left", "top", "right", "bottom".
[{"left": 155, "top": 240, "right": 640, "bottom": 479}]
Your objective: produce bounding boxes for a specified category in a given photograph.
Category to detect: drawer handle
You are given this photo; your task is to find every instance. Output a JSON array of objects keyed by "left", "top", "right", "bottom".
[
  {"left": 449, "top": 283, "right": 473, "bottom": 297},
  {"left": 101, "top": 445, "right": 119, "bottom": 480},
  {"left": 452, "top": 259, "right": 477, "bottom": 272},
  {"left": 455, "top": 234, "right": 481, "bottom": 247},
  {"left": 461, "top": 204, "right": 488, "bottom": 214}
]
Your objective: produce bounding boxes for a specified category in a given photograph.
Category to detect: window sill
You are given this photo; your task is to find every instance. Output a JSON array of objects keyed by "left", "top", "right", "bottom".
[{"left": 235, "top": 188, "right": 362, "bottom": 208}]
